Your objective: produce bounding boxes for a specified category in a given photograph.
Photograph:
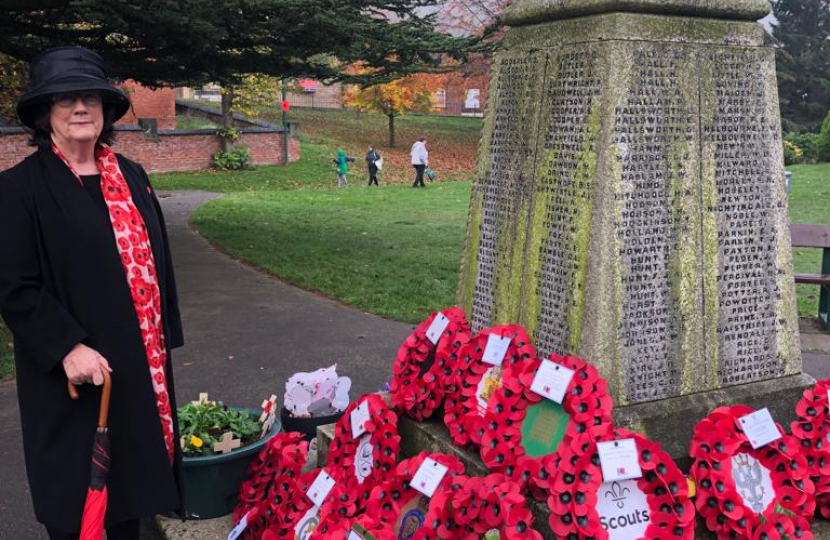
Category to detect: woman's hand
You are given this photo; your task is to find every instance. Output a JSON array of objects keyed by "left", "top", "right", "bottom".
[{"left": 62, "top": 343, "right": 112, "bottom": 386}]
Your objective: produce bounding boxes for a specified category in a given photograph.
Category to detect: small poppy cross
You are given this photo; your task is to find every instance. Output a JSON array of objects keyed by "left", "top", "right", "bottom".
[
  {"left": 260, "top": 412, "right": 277, "bottom": 439},
  {"left": 260, "top": 394, "right": 278, "bottom": 423},
  {"left": 213, "top": 432, "right": 241, "bottom": 454},
  {"left": 191, "top": 393, "right": 215, "bottom": 407}
]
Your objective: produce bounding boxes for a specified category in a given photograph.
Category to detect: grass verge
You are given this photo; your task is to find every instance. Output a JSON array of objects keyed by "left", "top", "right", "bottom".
[
  {"left": 789, "top": 162, "right": 830, "bottom": 318},
  {"left": 191, "top": 182, "right": 471, "bottom": 322}
]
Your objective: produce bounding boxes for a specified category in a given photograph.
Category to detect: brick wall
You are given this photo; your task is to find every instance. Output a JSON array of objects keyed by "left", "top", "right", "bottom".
[
  {"left": 118, "top": 81, "right": 177, "bottom": 130},
  {"left": 0, "top": 127, "right": 299, "bottom": 173}
]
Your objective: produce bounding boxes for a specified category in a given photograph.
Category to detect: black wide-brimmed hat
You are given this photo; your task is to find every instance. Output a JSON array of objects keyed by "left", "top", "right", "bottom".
[{"left": 16, "top": 46, "right": 131, "bottom": 129}]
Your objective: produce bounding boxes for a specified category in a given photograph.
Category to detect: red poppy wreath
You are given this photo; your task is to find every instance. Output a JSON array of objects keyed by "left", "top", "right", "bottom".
[
  {"left": 444, "top": 325, "right": 537, "bottom": 448},
  {"left": 390, "top": 307, "right": 472, "bottom": 421},
  {"left": 252, "top": 468, "right": 319, "bottom": 540},
  {"left": 791, "top": 379, "right": 830, "bottom": 519},
  {"left": 326, "top": 394, "right": 401, "bottom": 510},
  {"left": 234, "top": 431, "right": 309, "bottom": 528},
  {"left": 476, "top": 354, "right": 614, "bottom": 489},
  {"left": 543, "top": 427, "right": 695, "bottom": 540},
  {"left": 419, "top": 473, "right": 543, "bottom": 540},
  {"left": 367, "top": 452, "right": 466, "bottom": 540},
  {"left": 690, "top": 405, "right": 815, "bottom": 540}
]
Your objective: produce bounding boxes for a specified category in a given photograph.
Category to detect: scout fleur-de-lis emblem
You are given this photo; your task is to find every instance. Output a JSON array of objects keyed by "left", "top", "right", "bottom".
[{"left": 605, "top": 481, "right": 630, "bottom": 509}]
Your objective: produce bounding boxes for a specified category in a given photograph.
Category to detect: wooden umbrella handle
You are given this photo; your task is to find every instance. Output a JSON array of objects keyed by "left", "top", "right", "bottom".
[{"left": 68, "top": 368, "right": 113, "bottom": 429}]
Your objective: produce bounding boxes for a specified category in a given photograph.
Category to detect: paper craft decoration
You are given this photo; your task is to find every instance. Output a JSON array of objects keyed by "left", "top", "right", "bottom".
[
  {"left": 285, "top": 365, "right": 351, "bottom": 417},
  {"left": 690, "top": 405, "right": 815, "bottom": 540},
  {"left": 213, "top": 432, "right": 242, "bottom": 454},
  {"left": 543, "top": 427, "right": 696, "bottom": 540},
  {"left": 790, "top": 379, "right": 830, "bottom": 518},
  {"left": 421, "top": 474, "right": 542, "bottom": 540},
  {"left": 390, "top": 307, "right": 471, "bottom": 422},
  {"left": 477, "top": 354, "right": 613, "bottom": 490},
  {"left": 326, "top": 394, "right": 401, "bottom": 511},
  {"left": 443, "top": 325, "right": 537, "bottom": 447}
]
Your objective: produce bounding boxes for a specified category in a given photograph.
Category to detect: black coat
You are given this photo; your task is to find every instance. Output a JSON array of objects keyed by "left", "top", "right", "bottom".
[{"left": 0, "top": 148, "right": 184, "bottom": 532}]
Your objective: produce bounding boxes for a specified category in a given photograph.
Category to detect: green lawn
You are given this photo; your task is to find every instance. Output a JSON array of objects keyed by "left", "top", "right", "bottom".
[
  {"left": 0, "top": 321, "right": 13, "bottom": 382},
  {"left": 190, "top": 182, "right": 471, "bottom": 322},
  {"left": 788, "top": 162, "right": 830, "bottom": 317}
]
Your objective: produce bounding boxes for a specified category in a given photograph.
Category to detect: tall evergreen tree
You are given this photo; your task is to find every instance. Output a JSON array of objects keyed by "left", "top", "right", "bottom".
[
  {"left": 772, "top": 0, "right": 830, "bottom": 132},
  {"left": 0, "top": 0, "right": 485, "bottom": 125}
]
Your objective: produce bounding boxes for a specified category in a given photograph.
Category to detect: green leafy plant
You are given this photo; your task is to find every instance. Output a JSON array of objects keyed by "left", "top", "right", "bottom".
[
  {"left": 177, "top": 400, "right": 262, "bottom": 456},
  {"left": 785, "top": 132, "right": 821, "bottom": 164},
  {"left": 783, "top": 140, "right": 803, "bottom": 166},
  {"left": 212, "top": 147, "right": 252, "bottom": 171},
  {"left": 217, "top": 127, "right": 242, "bottom": 143}
]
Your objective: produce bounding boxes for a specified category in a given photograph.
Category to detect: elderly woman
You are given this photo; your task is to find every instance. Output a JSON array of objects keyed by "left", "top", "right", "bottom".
[{"left": 0, "top": 47, "right": 183, "bottom": 539}]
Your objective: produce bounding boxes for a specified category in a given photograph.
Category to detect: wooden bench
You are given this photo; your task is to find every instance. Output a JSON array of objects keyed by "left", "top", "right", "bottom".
[{"left": 791, "top": 223, "right": 830, "bottom": 330}]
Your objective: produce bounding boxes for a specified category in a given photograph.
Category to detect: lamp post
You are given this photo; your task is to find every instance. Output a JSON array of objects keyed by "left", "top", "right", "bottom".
[{"left": 281, "top": 79, "right": 289, "bottom": 165}]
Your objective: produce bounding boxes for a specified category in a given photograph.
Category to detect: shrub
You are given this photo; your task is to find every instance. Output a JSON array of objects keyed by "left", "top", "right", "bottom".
[
  {"left": 819, "top": 110, "right": 830, "bottom": 162},
  {"left": 212, "top": 147, "right": 252, "bottom": 170},
  {"left": 783, "top": 140, "right": 804, "bottom": 166},
  {"left": 784, "top": 132, "right": 821, "bottom": 164}
]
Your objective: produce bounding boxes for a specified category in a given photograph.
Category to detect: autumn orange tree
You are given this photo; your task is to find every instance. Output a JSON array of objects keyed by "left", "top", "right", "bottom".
[{"left": 344, "top": 73, "right": 440, "bottom": 148}]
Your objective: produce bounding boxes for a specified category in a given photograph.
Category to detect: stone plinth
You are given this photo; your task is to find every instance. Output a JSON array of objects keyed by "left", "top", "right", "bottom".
[{"left": 457, "top": 1, "right": 803, "bottom": 407}]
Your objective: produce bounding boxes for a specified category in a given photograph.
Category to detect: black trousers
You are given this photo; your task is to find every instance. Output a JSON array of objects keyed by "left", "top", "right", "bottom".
[
  {"left": 368, "top": 166, "right": 378, "bottom": 185},
  {"left": 413, "top": 164, "right": 426, "bottom": 187},
  {"left": 47, "top": 519, "right": 140, "bottom": 540}
]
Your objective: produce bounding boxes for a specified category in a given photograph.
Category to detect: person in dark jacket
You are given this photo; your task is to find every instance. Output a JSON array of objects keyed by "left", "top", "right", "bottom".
[
  {"left": 0, "top": 47, "right": 184, "bottom": 540},
  {"left": 365, "top": 145, "right": 381, "bottom": 186}
]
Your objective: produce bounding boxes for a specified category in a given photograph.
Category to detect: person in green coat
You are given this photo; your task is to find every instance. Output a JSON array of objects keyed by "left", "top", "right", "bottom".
[{"left": 332, "top": 148, "right": 355, "bottom": 188}]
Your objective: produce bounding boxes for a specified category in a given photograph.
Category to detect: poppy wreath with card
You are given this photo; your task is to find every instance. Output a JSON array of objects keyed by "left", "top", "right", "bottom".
[
  {"left": 543, "top": 426, "right": 695, "bottom": 540},
  {"left": 326, "top": 394, "right": 401, "bottom": 511},
  {"left": 690, "top": 405, "right": 815, "bottom": 540},
  {"left": 476, "top": 354, "right": 614, "bottom": 489},
  {"left": 419, "top": 473, "right": 543, "bottom": 540},
  {"left": 791, "top": 379, "right": 830, "bottom": 519},
  {"left": 254, "top": 469, "right": 318, "bottom": 540},
  {"left": 443, "top": 325, "right": 537, "bottom": 448},
  {"left": 367, "top": 452, "right": 466, "bottom": 540},
  {"left": 234, "top": 431, "right": 309, "bottom": 527},
  {"left": 390, "top": 307, "right": 472, "bottom": 422}
]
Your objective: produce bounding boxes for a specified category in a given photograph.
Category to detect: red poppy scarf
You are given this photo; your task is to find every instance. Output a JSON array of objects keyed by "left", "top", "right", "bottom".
[{"left": 53, "top": 143, "right": 175, "bottom": 464}]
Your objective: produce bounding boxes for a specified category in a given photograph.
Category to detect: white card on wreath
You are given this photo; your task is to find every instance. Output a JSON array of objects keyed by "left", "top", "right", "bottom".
[
  {"left": 350, "top": 400, "right": 371, "bottom": 439},
  {"left": 411, "top": 458, "right": 449, "bottom": 498},
  {"left": 598, "top": 439, "right": 643, "bottom": 482},
  {"left": 347, "top": 531, "right": 362, "bottom": 540},
  {"left": 426, "top": 312, "right": 451, "bottom": 345},
  {"left": 482, "top": 334, "right": 511, "bottom": 367},
  {"left": 227, "top": 509, "right": 253, "bottom": 540},
  {"left": 739, "top": 408, "right": 782, "bottom": 449},
  {"left": 306, "top": 470, "right": 336, "bottom": 507},
  {"left": 530, "top": 360, "right": 575, "bottom": 404}
]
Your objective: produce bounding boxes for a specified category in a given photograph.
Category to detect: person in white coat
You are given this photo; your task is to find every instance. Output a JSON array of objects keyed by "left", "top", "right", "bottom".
[{"left": 410, "top": 136, "right": 428, "bottom": 188}]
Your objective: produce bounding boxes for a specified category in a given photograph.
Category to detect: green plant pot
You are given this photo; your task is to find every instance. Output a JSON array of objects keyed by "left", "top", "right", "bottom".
[{"left": 182, "top": 409, "right": 281, "bottom": 519}]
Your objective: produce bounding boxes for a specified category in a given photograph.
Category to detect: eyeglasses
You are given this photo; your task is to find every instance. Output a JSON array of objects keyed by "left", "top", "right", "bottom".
[{"left": 52, "top": 91, "right": 102, "bottom": 108}]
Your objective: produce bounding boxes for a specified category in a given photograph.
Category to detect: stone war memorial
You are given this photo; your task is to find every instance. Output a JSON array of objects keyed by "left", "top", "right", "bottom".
[{"left": 457, "top": 0, "right": 813, "bottom": 459}]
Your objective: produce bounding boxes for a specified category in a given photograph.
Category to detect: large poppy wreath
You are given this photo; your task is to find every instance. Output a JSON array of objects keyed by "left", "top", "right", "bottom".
[
  {"left": 790, "top": 379, "right": 830, "bottom": 519},
  {"left": 390, "top": 307, "right": 472, "bottom": 422},
  {"left": 234, "top": 432, "right": 309, "bottom": 530},
  {"left": 367, "top": 452, "right": 466, "bottom": 540},
  {"left": 444, "top": 325, "right": 537, "bottom": 448},
  {"left": 542, "top": 427, "right": 695, "bottom": 540},
  {"left": 253, "top": 468, "right": 319, "bottom": 540},
  {"left": 476, "top": 354, "right": 614, "bottom": 489},
  {"left": 690, "top": 406, "right": 815, "bottom": 540},
  {"left": 418, "top": 473, "right": 543, "bottom": 540},
  {"left": 327, "top": 394, "right": 402, "bottom": 510}
]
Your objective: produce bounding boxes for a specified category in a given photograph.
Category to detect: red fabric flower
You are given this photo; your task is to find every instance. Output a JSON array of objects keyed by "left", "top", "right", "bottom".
[
  {"left": 444, "top": 325, "right": 537, "bottom": 449},
  {"left": 390, "top": 307, "right": 472, "bottom": 422},
  {"left": 691, "top": 406, "right": 816, "bottom": 540}
]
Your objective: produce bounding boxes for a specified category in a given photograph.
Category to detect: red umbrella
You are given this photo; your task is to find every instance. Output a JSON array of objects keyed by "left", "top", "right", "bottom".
[{"left": 68, "top": 369, "right": 112, "bottom": 540}]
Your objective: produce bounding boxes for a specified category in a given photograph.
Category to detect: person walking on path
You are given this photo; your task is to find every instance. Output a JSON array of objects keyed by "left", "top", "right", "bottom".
[
  {"left": 410, "top": 136, "right": 428, "bottom": 188},
  {"left": 365, "top": 145, "right": 381, "bottom": 186},
  {"left": 332, "top": 148, "right": 355, "bottom": 188},
  {"left": 0, "top": 46, "right": 184, "bottom": 540}
]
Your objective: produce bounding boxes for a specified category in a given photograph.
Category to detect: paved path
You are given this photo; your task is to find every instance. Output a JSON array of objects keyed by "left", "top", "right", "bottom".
[{"left": 0, "top": 191, "right": 412, "bottom": 539}]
